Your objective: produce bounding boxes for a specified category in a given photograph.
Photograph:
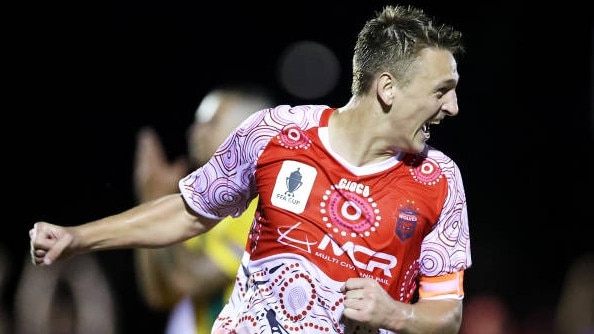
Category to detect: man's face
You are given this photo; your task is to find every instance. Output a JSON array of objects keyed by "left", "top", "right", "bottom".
[{"left": 388, "top": 48, "right": 460, "bottom": 153}]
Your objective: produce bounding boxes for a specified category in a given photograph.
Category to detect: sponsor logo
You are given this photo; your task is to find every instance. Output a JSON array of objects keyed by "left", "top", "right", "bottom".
[{"left": 277, "top": 223, "right": 397, "bottom": 278}]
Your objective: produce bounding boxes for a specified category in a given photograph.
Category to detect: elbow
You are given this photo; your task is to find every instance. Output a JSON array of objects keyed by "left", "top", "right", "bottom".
[
  {"left": 439, "top": 299, "right": 463, "bottom": 334},
  {"left": 408, "top": 298, "right": 463, "bottom": 334}
]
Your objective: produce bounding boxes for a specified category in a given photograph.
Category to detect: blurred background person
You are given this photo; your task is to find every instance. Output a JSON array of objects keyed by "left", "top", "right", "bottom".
[
  {"left": 0, "top": 245, "right": 12, "bottom": 334},
  {"left": 13, "top": 254, "right": 118, "bottom": 334},
  {"left": 133, "top": 83, "right": 275, "bottom": 334},
  {"left": 459, "top": 292, "right": 518, "bottom": 334},
  {"left": 554, "top": 253, "right": 594, "bottom": 334}
]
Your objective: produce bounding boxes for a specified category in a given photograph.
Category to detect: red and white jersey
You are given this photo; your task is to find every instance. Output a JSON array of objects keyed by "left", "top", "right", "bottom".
[{"left": 179, "top": 105, "right": 472, "bottom": 334}]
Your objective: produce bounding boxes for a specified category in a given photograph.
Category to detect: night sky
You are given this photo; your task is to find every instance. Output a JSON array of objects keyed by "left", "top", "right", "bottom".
[{"left": 6, "top": 1, "right": 593, "bottom": 332}]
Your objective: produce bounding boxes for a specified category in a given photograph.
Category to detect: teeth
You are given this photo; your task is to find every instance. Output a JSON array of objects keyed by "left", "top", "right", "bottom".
[{"left": 422, "top": 124, "right": 430, "bottom": 140}]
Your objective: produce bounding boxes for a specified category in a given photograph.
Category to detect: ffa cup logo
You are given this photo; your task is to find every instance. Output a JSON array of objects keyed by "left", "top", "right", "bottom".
[
  {"left": 285, "top": 168, "right": 303, "bottom": 197},
  {"left": 271, "top": 161, "right": 317, "bottom": 213}
]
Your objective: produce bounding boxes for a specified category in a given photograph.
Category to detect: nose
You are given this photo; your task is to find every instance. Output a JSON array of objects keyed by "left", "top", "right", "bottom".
[{"left": 441, "top": 90, "right": 459, "bottom": 116}]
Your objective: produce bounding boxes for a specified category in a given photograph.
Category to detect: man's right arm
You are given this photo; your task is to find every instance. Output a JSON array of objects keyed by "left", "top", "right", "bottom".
[{"left": 30, "top": 193, "right": 218, "bottom": 266}]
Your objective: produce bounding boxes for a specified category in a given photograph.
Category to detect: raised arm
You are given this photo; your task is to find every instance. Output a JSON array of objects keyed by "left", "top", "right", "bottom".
[{"left": 29, "top": 193, "right": 218, "bottom": 266}]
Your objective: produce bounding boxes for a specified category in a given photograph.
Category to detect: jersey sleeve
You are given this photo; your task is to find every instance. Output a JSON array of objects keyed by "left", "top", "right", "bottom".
[
  {"left": 419, "top": 151, "right": 472, "bottom": 279},
  {"left": 178, "top": 110, "right": 266, "bottom": 219},
  {"left": 179, "top": 104, "right": 328, "bottom": 220}
]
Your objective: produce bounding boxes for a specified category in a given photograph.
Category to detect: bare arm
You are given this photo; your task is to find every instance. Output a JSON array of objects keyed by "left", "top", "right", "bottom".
[
  {"left": 394, "top": 298, "right": 462, "bottom": 334},
  {"left": 30, "top": 194, "right": 218, "bottom": 266},
  {"left": 342, "top": 277, "right": 462, "bottom": 333}
]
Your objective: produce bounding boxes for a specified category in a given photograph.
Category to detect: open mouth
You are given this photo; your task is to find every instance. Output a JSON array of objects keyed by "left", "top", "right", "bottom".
[{"left": 422, "top": 123, "right": 431, "bottom": 140}]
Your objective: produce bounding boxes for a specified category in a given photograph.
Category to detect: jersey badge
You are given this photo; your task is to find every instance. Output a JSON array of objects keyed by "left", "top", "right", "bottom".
[{"left": 271, "top": 160, "right": 317, "bottom": 213}]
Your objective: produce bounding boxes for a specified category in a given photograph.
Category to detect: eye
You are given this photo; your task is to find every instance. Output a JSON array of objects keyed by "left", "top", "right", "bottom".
[
  {"left": 435, "top": 86, "right": 454, "bottom": 99},
  {"left": 435, "top": 79, "right": 458, "bottom": 99},
  {"left": 434, "top": 89, "right": 446, "bottom": 99}
]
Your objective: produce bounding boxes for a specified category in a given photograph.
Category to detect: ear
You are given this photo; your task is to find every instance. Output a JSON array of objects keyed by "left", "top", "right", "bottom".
[{"left": 376, "top": 72, "right": 395, "bottom": 108}]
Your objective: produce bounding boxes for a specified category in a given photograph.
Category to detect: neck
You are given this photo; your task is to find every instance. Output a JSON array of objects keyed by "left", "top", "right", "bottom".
[{"left": 329, "top": 97, "right": 394, "bottom": 167}]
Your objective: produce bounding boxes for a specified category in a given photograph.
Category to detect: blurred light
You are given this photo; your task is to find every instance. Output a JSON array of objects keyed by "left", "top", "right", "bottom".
[{"left": 277, "top": 40, "right": 340, "bottom": 100}]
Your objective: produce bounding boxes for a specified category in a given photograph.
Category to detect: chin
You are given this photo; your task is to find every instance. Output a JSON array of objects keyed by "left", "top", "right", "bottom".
[{"left": 394, "top": 137, "right": 425, "bottom": 154}]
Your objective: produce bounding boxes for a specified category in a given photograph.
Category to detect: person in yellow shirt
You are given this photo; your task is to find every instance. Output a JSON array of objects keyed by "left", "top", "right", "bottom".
[{"left": 133, "top": 84, "right": 274, "bottom": 334}]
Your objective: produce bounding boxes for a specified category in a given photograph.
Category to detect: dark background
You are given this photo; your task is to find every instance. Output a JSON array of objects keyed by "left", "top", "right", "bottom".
[{"left": 5, "top": 0, "right": 593, "bottom": 332}]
